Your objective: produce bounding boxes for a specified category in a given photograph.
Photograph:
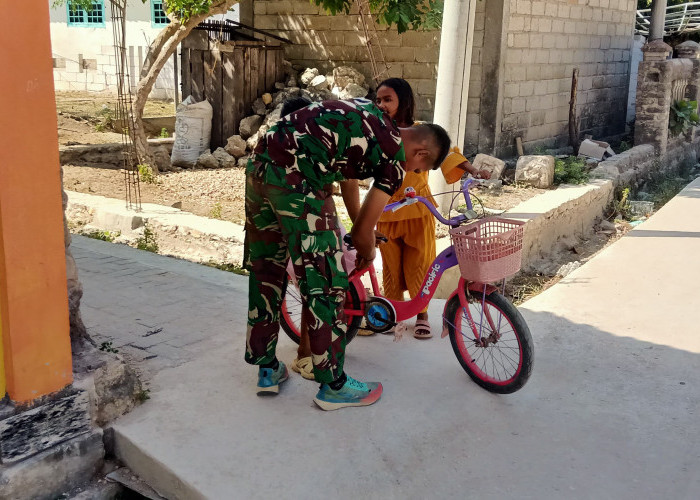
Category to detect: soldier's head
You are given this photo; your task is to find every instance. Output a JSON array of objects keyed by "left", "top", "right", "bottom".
[{"left": 399, "top": 123, "right": 451, "bottom": 173}]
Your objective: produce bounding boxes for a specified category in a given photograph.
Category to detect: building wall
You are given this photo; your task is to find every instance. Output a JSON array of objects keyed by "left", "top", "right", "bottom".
[
  {"left": 255, "top": 0, "right": 636, "bottom": 158},
  {"left": 253, "top": 0, "right": 455, "bottom": 122},
  {"left": 49, "top": 1, "right": 240, "bottom": 100},
  {"left": 498, "top": 0, "right": 636, "bottom": 155}
]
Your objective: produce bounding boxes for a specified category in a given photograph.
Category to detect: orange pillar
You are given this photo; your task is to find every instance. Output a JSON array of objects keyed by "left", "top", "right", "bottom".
[{"left": 0, "top": 1, "right": 73, "bottom": 402}]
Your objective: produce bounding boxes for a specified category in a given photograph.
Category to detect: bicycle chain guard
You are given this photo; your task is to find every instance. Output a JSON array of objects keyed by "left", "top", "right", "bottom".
[{"left": 363, "top": 297, "right": 397, "bottom": 333}]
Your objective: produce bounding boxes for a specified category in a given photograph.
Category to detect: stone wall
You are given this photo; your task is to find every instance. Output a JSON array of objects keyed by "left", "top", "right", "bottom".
[
  {"left": 254, "top": 0, "right": 635, "bottom": 157},
  {"left": 252, "top": 0, "right": 450, "bottom": 121},
  {"left": 498, "top": 0, "right": 636, "bottom": 156}
]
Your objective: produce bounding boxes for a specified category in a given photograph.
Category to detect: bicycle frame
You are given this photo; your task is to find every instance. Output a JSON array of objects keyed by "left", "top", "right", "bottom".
[{"left": 345, "top": 177, "right": 500, "bottom": 339}]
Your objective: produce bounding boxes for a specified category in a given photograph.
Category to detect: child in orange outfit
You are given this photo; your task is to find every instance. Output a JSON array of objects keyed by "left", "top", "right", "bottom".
[{"left": 375, "top": 78, "right": 490, "bottom": 339}]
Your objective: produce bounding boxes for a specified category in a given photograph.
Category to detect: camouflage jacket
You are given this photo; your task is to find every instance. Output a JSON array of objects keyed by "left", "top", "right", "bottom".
[{"left": 247, "top": 98, "right": 406, "bottom": 196}]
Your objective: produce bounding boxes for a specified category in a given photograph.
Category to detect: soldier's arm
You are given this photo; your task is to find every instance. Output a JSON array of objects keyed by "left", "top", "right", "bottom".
[
  {"left": 351, "top": 187, "right": 390, "bottom": 270},
  {"left": 339, "top": 179, "right": 360, "bottom": 223}
]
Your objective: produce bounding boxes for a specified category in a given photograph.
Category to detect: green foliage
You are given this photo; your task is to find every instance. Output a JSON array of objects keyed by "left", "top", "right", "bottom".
[
  {"left": 136, "top": 225, "right": 159, "bottom": 253},
  {"left": 314, "top": 0, "right": 444, "bottom": 33},
  {"left": 99, "top": 341, "right": 119, "bottom": 353},
  {"left": 554, "top": 156, "right": 589, "bottom": 185},
  {"left": 209, "top": 201, "right": 223, "bottom": 219},
  {"left": 614, "top": 187, "right": 631, "bottom": 220},
  {"left": 83, "top": 229, "right": 120, "bottom": 242},
  {"left": 204, "top": 260, "right": 250, "bottom": 275},
  {"left": 669, "top": 100, "right": 699, "bottom": 137},
  {"left": 138, "top": 164, "right": 157, "bottom": 184},
  {"left": 618, "top": 140, "right": 631, "bottom": 153},
  {"left": 645, "top": 169, "right": 691, "bottom": 209},
  {"left": 135, "top": 389, "right": 151, "bottom": 403},
  {"left": 532, "top": 145, "right": 548, "bottom": 155},
  {"left": 159, "top": 127, "right": 170, "bottom": 138},
  {"left": 95, "top": 104, "right": 114, "bottom": 132}
]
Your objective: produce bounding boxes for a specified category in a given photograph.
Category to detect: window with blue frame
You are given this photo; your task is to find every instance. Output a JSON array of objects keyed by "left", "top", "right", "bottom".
[
  {"left": 152, "top": 1, "right": 171, "bottom": 27},
  {"left": 67, "top": 1, "right": 105, "bottom": 27}
]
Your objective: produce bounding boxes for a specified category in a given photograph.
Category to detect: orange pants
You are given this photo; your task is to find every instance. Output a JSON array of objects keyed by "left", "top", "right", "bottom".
[{"left": 377, "top": 215, "right": 436, "bottom": 314}]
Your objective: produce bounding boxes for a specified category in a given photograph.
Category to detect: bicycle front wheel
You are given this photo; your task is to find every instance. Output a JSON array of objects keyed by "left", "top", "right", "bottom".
[
  {"left": 280, "top": 272, "right": 362, "bottom": 345},
  {"left": 444, "top": 288, "right": 534, "bottom": 394}
]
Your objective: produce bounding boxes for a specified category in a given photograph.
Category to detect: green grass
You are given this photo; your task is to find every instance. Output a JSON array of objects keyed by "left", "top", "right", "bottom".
[
  {"left": 204, "top": 260, "right": 249, "bottom": 276},
  {"left": 82, "top": 229, "right": 119, "bottom": 242}
]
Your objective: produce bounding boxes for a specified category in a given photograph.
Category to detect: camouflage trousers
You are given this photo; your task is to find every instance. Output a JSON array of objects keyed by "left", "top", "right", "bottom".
[{"left": 244, "top": 174, "right": 349, "bottom": 383}]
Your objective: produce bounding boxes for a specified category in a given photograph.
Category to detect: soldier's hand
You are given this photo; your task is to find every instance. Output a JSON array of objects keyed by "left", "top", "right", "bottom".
[{"left": 355, "top": 250, "right": 376, "bottom": 271}]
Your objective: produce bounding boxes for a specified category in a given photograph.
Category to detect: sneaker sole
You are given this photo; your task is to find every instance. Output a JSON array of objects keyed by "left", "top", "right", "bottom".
[
  {"left": 256, "top": 372, "right": 289, "bottom": 395},
  {"left": 313, "top": 384, "right": 383, "bottom": 411}
]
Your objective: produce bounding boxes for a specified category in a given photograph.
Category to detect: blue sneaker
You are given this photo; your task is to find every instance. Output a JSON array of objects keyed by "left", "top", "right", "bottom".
[
  {"left": 257, "top": 362, "right": 289, "bottom": 395},
  {"left": 313, "top": 375, "right": 383, "bottom": 411}
]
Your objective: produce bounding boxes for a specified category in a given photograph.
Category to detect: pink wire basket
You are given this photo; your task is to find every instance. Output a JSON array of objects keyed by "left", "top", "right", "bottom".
[{"left": 449, "top": 218, "right": 526, "bottom": 283}]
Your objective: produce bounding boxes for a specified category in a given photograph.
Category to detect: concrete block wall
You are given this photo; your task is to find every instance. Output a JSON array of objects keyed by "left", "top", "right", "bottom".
[
  {"left": 253, "top": 0, "right": 462, "bottom": 121},
  {"left": 498, "top": 0, "right": 636, "bottom": 155}
]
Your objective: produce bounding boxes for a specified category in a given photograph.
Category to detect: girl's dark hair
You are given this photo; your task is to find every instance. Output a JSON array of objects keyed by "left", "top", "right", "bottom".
[
  {"left": 376, "top": 78, "right": 415, "bottom": 126},
  {"left": 281, "top": 97, "right": 312, "bottom": 116}
]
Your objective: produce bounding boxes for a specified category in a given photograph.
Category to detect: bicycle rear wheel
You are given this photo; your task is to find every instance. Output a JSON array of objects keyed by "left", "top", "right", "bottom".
[
  {"left": 280, "top": 272, "right": 362, "bottom": 345},
  {"left": 444, "top": 288, "right": 533, "bottom": 394}
]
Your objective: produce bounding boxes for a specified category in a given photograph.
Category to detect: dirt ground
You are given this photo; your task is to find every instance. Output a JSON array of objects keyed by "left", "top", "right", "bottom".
[
  {"left": 57, "top": 91, "right": 174, "bottom": 146},
  {"left": 57, "top": 91, "right": 625, "bottom": 304}
]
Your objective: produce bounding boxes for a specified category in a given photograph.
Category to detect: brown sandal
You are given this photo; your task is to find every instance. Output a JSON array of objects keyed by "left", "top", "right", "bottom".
[{"left": 413, "top": 319, "right": 433, "bottom": 339}]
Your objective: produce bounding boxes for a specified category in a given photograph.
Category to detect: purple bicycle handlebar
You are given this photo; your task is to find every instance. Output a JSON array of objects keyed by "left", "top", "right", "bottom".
[{"left": 382, "top": 177, "right": 481, "bottom": 226}]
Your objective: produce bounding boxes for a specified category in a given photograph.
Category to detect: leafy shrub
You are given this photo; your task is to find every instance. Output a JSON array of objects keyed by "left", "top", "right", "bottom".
[
  {"left": 554, "top": 156, "right": 589, "bottom": 185},
  {"left": 138, "top": 164, "right": 157, "bottom": 184},
  {"left": 669, "top": 100, "right": 699, "bottom": 137},
  {"left": 136, "top": 225, "right": 159, "bottom": 253}
]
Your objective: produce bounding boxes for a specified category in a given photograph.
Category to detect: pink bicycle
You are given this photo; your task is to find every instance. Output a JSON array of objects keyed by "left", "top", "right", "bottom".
[{"left": 281, "top": 179, "right": 534, "bottom": 394}]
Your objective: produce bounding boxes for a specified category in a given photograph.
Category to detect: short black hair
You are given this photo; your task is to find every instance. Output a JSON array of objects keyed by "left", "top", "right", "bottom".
[
  {"left": 281, "top": 96, "right": 312, "bottom": 116},
  {"left": 419, "top": 123, "right": 451, "bottom": 169}
]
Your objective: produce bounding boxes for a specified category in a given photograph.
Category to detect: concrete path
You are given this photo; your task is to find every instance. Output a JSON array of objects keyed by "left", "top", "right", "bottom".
[{"left": 74, "top": 179, "right": 700, "bottom": 500}]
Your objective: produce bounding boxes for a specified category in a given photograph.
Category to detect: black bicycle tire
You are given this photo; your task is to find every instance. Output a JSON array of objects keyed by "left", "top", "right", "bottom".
[
  {"left": 445, "top": 288, "right": 534, "bottom": 394},
  {"left": 280, "top": 274, "right": 362, "bottom": 345}
]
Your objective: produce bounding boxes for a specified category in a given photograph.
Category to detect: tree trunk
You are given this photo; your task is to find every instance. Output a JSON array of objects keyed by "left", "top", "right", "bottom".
[{"left": 131, "top": 1, "right": 236, "bottom": 172}]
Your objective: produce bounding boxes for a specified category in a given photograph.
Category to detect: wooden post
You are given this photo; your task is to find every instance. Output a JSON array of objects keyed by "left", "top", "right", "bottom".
[{"left": 569, "top": 68, "right": 580, "bottom": 154}]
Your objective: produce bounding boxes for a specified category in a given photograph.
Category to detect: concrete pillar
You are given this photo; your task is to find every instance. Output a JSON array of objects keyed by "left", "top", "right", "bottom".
[
  {"left": 634, "top": 40, "right": 674, "bottom": 154},
  {"left": 676, "top": 41, "right": 700, "bottom": 103},
  {"left": 0, "top": 0, "right": 73, "bottom": 402},
  {"left": 478, "top": 0, "right": 509, "bottom": 155},
  {"left": 430, "top": 0, "right": 477, "bottom": 214},
  {"left": 649, "top": 0, "right": 667, "bottom": 42}
]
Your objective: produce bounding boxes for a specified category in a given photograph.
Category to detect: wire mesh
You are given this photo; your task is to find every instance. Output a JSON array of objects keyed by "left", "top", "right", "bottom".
[{"left": 110, "top": 0, "right": 141, "bottom": 211}]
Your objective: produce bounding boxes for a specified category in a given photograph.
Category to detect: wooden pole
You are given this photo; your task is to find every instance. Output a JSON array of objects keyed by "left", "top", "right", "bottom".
[{"left": 569, "top": 67, "right": 580, "bottom": 154}]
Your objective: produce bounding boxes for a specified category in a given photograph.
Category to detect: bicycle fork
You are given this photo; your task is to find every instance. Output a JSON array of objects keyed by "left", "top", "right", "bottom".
[{"left": 442, "top": 278, "right": 501, "bottom": 346}]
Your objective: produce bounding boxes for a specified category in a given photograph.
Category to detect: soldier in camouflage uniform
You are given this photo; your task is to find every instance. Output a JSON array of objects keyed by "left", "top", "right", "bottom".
[{"left": 244, "top": 98, "right": 450, "bottom": 410}]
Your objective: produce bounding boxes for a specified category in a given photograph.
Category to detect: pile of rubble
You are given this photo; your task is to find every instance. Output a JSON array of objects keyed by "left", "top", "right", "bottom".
[{"left": 192, "top": 65, "right": 370, "bottom": 170}]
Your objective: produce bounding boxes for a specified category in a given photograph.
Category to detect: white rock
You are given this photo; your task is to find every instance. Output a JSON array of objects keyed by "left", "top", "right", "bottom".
[
  {"left": 515, "top": 155, "right": 555, "bottom": 188},
  {"left": 339, "top": 83, "right": 368, "bottom": 99},
  {"left": 300, "top": 68, "right": 319, "bottom": 85},
  {"left": 473, "top": 153, "right": 506, "bottom": 180},
  {"left": 309, "top": 75, "right": 329, "bottom": 91},
  {"left": 225, "top": 135, "right": 247, "bottom": 158},
  {"left": 332, "top": 66, "right": 366, "bottom": 89}
]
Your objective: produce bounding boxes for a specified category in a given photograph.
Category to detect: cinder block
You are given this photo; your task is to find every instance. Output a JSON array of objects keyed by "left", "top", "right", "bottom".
[
  {"left": 266, "top": 1, "right": 292, "bottom": 15},
  {"left": 255, "top": 15, "right": 278, "bottom": 30}
]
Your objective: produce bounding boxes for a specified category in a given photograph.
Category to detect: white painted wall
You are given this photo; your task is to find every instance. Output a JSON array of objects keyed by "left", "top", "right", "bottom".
[
  {"left": 626, "top": 34, "right": 647, "bottom": 124},
  {"left": 49, "top": 0, "right": 239, "bottom": 100}
]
